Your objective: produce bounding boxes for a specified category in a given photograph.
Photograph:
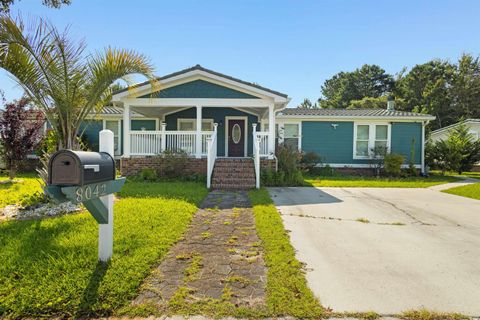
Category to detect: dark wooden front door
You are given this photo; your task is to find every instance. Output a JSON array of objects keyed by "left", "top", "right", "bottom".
[{"left": 227, "top": 119, "right": 245, "bottom": 157}]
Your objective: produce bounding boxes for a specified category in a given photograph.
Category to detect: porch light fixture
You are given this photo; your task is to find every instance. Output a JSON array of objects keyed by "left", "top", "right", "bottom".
[{"left": 331, "top": 124, "right": 339, "bottom": 130}]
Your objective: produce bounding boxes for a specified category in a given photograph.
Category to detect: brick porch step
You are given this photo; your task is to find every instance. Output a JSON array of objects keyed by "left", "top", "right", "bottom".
[{"left": 211, "top": 158, "right": 256, "bottom": 190}]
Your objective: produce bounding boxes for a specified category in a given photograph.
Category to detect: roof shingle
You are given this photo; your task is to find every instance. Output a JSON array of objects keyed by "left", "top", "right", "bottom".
[{"left": 278, "top": 108, "right": 435, "bottom": 119}]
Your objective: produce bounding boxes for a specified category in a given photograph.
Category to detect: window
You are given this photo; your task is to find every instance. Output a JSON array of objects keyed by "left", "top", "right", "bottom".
[
  {"left": 283, "top": 123, "right": 300, "bottom": 149},
  {"left": 355, "top": 125, "right": 370, "bottom": 157},
  {"left": 354, "top": 123, "right": 390, "bottom": 158},
  {"left": 104, "top": 120, "right": 121, "bottom": 156},
  {"left": 177, "top": 119, "right": 213, "bottom": 131}
]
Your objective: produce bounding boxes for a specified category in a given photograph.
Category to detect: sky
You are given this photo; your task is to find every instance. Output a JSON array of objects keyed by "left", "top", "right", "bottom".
[{"left": 1, "top": 0, "right": 480, "bottom": 107}]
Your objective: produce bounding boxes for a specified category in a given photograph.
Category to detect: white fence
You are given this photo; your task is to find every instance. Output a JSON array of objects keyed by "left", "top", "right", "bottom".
[{"left": 130, "top": 130, "right": 212, "bottom": 156}]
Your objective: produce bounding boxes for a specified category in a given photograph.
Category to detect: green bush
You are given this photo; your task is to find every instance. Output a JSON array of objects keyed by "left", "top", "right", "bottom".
[
  {"left": 426, "top": 123, "right": 480, "bottom": 174},
  {"left": 383, "top": 153, "right": 405, "bottom": 177},
  {"left": 300, "top": 151, "right": 321, "bottom": 173},
  {"left": 156, "top": 149, "right": 188, "bottom": 178},
  {"left": 139, "top": 168, "right": 157, "bottom": 181},
  {"left": 262, "top": 144, "right": 304, "bottom": 186}
]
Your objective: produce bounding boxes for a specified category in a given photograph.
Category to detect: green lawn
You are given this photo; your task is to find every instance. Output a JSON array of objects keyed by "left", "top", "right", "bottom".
[
  {"left": 248, "top": 189, "right": 323, "bottom": 318},
  {"left": 430, "top": 170, "right": 480, "bottom": 180},
  {"left": 0, "top": 179, "right": 208, "bottom": 318},
  {"left": 442, "top": 182, "right": 480, "bottom": 200},
  {"left": 304, "top": 174, "right": 459, "bottom": 188},
  {"left": 0, "top": 173, "right": 43, "bottom": 208}
]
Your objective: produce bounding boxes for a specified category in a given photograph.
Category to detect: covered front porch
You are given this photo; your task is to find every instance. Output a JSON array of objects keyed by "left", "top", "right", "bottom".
[{"left": 121, "top": 104, "right": 274, "bottom": 159}]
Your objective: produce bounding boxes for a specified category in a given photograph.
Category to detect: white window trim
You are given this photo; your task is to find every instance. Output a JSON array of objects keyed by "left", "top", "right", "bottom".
[
  {"left": 177, "top": 118, "right": 214, "bottom": 131},
  {"left": 353, "top": 122, "right": 391, "bottom": 160},
  {"left": 275, "top": 120, "right": 302, "bottom": 151}
]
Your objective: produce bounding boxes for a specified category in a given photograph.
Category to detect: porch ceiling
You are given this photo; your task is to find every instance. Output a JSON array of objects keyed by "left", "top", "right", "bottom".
[{"left": 130, "top": 106, "right": 267, "bottom": 119}]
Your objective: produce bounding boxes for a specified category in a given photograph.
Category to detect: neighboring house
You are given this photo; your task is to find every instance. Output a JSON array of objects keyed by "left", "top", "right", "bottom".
[
  {"left": 3, "top": 65, "right": 436, "bottom": 188},
  {"left": 430, "top": 119, "right": 480, "bottom": 142}
]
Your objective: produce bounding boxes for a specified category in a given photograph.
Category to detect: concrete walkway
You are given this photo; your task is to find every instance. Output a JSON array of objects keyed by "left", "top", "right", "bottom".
[
  {"left": 428, "top": 176, "right": 479, "bottom": 191},
  {"left": 134, "top": 191, "right": 266, "bottom": 308}
]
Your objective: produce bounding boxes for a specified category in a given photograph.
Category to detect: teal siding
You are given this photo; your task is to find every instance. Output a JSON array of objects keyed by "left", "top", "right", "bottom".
[
  {"left": 79, "top": 120, "right": 102, "bottom": 151},
  {"left": 391, "top": 122, "right": 422, "bottom": 164},
  {"left": 165, "top": 107, "right": 258, "bottom": 156},
  {"left": 301, "top": 121, "right": 423, "bottom": 165},
  {"left": 302, "top": 121, "right": 369, "bottom": 164},
  {"left": 140, "top": 80, "right": 259, "bottom": 99}
]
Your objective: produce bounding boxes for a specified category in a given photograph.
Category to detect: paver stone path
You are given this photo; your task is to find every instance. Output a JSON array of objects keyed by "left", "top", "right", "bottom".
[{"left": 134, "top": 190, "right": 266, "bottom": 308}]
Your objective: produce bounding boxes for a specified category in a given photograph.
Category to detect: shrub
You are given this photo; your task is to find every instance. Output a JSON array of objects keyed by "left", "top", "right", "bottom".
[
  {"left": 426, "top": 123, "right": 480, "bottom": 174},
  {"left": 156, "top": 149, "right": 188, "bottom": 178},
  {"left": 383, "top": 153, "right": 405, "bottom": 177},
  {"left": 139, "top": 168, "right": 157, "bottom": 181},
  {"left": 269, "top": 144, "right": 304, "bottom": 186},
  {"left": 309, "top": 164, "right": 337, "bottom": 176},
  {"left": 300, "top": 151, "right": 321, "bottom": 173}
]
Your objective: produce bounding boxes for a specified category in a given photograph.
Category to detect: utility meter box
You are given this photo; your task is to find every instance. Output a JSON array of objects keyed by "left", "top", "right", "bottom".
[{"left": 48, "top": 150, "right": 115, "bottom": 186}]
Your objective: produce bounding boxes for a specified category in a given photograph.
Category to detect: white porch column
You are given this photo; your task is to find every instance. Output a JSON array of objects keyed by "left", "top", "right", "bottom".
[
  {"left": 123, "top": 104, "right": 130, "bottom": 157},
  {"left": 268, "top": 104, "right": 275, "bottom": 158},
  {"left": 161, "top": 122, "right": 167, "bottom": 153},
  {"left": 421, "top": 121, "right": 426, "bottom": 175},
  {"left": 196, "top": 105, "right": 202, "bottom": 158}
]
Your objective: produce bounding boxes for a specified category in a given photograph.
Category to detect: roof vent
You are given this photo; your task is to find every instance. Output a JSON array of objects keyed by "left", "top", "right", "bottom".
[{"left": 387, "top": 95, "right": 395, "bottom": 111}]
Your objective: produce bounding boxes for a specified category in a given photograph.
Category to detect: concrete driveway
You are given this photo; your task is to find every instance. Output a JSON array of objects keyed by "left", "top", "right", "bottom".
[{"left": 268, "top": 187, "right": 480, "bottom": 315}]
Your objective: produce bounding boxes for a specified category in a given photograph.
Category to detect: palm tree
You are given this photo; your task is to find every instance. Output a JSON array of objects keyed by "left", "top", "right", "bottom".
[{"left": 0, "top": 14, "right": 156, "bottom": 149}]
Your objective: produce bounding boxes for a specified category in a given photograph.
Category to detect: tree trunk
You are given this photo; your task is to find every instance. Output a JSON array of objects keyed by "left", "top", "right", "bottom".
[{"left": 8, "top": 160, "right": 16, "bottom": 180}]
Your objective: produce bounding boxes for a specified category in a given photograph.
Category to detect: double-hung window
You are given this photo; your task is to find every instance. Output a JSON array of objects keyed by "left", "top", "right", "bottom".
[
  {"left": 177, "top": 119, "right": 214, "bottom": 131},
  {"left": 354, "top": 123, "right": 390, "bottom": 159},
  {"left": 283, "top": 123, "right": 300, "bottom": 150}
]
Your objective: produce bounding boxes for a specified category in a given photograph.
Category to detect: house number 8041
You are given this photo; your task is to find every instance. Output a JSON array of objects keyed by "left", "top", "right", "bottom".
[{"left": 75, "top": 183, "right": 107, "bottom": 202}]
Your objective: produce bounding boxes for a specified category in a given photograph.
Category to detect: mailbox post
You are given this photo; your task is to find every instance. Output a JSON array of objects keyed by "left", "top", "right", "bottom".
[
  {"left": 45, "top": 129, "right": 124, "bottom": 262},
  {"left": 98, "top": 129, "right": 114, "bottom": 261}
]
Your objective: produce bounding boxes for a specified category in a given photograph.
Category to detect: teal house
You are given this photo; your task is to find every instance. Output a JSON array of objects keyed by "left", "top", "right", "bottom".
[{"left": 78, "top": 65, "right": 434, "bottom": 188}]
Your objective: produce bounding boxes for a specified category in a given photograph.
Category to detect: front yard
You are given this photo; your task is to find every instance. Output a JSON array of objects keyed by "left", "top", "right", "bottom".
[
  {"left": 1, "top": 173, "right": 475, "bottom": 319},
  {"left": 0, "top": 179, "right": 208, "bottom": 318}
]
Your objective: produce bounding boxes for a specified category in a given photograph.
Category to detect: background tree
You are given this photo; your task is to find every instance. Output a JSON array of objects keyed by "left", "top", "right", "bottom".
[
  {"left": 450, "top": 54, "right": 480, "bottom": 120},
  {"left": 298, "top": 98, "right": 318, "bottom": 109},
  {"left": 319, "top": 64, "right": 394, "bottom": 108},
  {"left": 395, "top": 60, "right": 455, "bottom": 129},
  {"left": 1, "top": 0, "right": 70, "bottom": 12},
  {"left": 0, "top": 98, "right": 44, "bottom": 180},
  {"left": 0, "top": 15, "right": 156, "bottom": 150}
]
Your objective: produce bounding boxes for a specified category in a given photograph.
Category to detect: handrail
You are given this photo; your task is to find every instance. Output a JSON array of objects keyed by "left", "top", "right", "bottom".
[{"left": 206, "top": 123, "right": 218, "bottom": 188}]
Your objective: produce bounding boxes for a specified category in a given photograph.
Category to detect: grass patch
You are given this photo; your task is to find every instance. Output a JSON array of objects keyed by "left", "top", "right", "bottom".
[
  {"left": 248, "top": 188, "right": 323, "bottom": 318},
  {"left": 431, "top": 170, "right": 480, "bottom": 180},
  {"left": 401, "top": 309, "right": 470, "bottom": 320},
  {"left": 356, "top": 218, "right": 370, "bottom": 223},
  {"left": 304, "top": 174, "right": 459, "bottom": 188},
  {"left": 0, "top": 173, "right": 43, "bottom": 208},
  {"left": 0, "top": 179, "right": 208, "bottom": 318},
  {"left": 442, "top": 182, "right": 480, "bottom": 200}
]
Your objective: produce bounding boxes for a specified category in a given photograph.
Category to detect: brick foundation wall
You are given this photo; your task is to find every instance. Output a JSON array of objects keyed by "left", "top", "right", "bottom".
[
  {"left": 120, "top": 157, "right": 207, "bottom": 177},
  {"left": 260, "top": 158, "right": 277, "bottom": 172},
  {"left": 121, "top": 157, "right": 277, "bottom": 177}
]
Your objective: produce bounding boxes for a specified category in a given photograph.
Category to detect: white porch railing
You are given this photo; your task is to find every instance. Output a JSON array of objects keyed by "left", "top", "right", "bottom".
[
  {"left": 130, "top": 130, "right": 213, "bottom": 156},
  {"left": 252, "top": 124, "right": 261, "bottom": 189},
  {"left": 255, "top": 131, "right": 269, "bottom": 157},
  {"left": 206, "top": 124, "right": 218, "bottom": 188}
]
